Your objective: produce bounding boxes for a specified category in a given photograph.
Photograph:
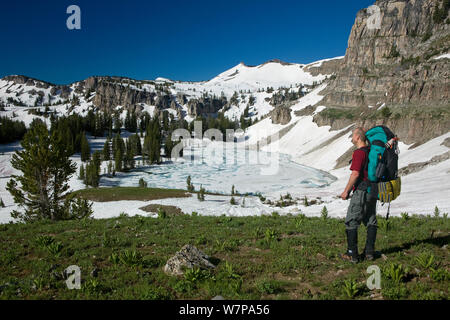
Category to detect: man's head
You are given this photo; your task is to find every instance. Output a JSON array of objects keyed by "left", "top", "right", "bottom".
[{"left": 351, "top": 127, "right": 367, "bottom": 147}]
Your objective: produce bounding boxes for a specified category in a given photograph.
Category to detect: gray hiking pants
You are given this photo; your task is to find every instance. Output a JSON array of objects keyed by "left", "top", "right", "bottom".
[{"left": 345, "top": 189, "right": 377, "bottom": 230}]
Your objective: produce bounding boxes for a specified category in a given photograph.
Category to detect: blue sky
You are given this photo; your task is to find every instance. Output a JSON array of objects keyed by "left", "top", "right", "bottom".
[{"left": 0, "top": 0, "right": 374, "bottom": 84}]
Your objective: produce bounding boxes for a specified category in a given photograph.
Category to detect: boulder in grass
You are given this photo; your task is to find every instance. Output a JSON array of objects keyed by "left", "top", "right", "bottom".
[{"left": 164, "top": 244, "right": 216, "bottom": 276}]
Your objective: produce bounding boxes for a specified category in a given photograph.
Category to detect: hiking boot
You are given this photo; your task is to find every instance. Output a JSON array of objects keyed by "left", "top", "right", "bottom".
[
  {"left": 341, "top": 229, "right": 359, "bottom": 264},
  {"left": 363, "top": 226, "right": 377, "bottom": 261},
  {"left": 340, "top": 251, "right": 359, "bottom": 264}
]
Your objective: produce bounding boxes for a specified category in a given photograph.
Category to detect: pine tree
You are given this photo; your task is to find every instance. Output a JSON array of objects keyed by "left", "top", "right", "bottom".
[
  {"left": 0, "top": 197, "right": 4, "bottom": 208},
  {"left": 80, "top": 132, "right": 91, "bottom": 162},
  {"left": 6, "top": 121, "right": 91, "bottom": 222},
  {"left": 125, "top": 110, "right": 131, "bottom": 132},
  {"left": 115, "top": 147, "right": 123, "bottom": 172},
  {"left": 197, "top": 185, "right": 205, "bottom": 201},
  {"left": 138, "top": 178, "right": 147, "bottom": 188},
  {"left": 92, "top": 151, "right": 102, "bottom": 177},
  {"left": 125, "top": 138, "right": 135, "bottom": 169},
  {"left": 186, "top": 175, "right": 194, "bottom": 192},
  {"left": 112, "top": 133, "right": 125, "bottom": 171},
  {"left": 103, "top": 137, "right": 111, "bottom": 161},
  {"left": 79, "top": 164, "right": 85, "bottom": 181},
  {"left": 107, "top": 161, "right": 112, "bottom": 176},
  {"left": 164, "top": 132, "right": 174, "bottom": 159}
]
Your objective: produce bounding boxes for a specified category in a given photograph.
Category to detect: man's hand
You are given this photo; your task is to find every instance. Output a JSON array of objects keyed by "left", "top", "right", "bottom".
[
  {"left": 341, "top": 170, "right": 359, "bottom": 200},
  {"left": 340, "top": 191, "right": 349, "bottom": 200}
]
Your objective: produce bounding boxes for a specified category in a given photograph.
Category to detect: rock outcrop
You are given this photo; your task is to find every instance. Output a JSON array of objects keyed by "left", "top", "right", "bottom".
[
  {"left": 186, "top": 96, "right": 227, "bottom": 117},
  {"left": 304, "top": 58, "right": 344, "bottom": 77},
  {"left": 313, "top": 0, "right": 449, "bottom": 148},
  {"left": 163, "top": 244, "right": 216, "bottom": 276},
  {"left": 270, "top": 106, "right": 292, "bottom": 125},
  {"left": 319, "top": 0, "right": 449, "bottom": 110},
  {"left": 3, "top": 75, "right": 71, "bottom": 99},
  {"left": 399, "top": 150, "right": 450, "bottom": 175}
]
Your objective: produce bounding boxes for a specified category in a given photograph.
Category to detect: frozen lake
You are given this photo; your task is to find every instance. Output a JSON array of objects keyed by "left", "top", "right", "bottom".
[{"left": 101, "top": 141, "right": 336, "bottom": 195}]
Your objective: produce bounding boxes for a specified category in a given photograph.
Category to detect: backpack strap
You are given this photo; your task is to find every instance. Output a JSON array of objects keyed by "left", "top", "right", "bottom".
[
  {"left": 371, "top": 140, "right": 385, "bottom": 148},
  {"left": 356, "top": 146, "right": 370, "bottom": 191}
]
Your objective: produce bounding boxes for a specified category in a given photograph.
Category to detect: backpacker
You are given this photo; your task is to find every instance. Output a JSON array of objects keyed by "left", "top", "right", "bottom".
[{"left": 359, "top": 125, "right": 401, "bottom": 219}]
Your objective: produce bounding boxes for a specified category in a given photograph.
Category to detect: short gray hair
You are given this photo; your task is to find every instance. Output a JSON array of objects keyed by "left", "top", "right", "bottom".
[{"left": 353, "top": 127, "right": 367, "bottom": 143}]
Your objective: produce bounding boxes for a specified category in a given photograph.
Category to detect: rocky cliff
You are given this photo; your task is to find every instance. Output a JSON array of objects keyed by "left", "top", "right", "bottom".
[
  {"left": 320, "top": 0, "right": 449, "bottom": 109},
  {"left": 315, "top": 0, "right": 450, "bottom": 145}
]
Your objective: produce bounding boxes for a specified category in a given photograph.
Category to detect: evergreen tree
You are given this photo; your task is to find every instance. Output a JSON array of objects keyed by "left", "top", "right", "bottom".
[
  {"left": 115, "top": 146, "right": 124, "bottom": 172},
  {"left": 79, "top": 164, "right": 85, "bottom": 181},
  {"left": 138, "top": 178, "right": 147, "bottom": 188},
  {"left": 125, "top": 110, "right": 131, "bottom": 131},
  {"left": 107, "top": 161, "right": 113, "bottom": 176},
  {"left": 0, "top": 197, "right": 4, "bottom": 208},
  {"left": 6, "top": 121, "right": 91, "bottom": 222},
  {"left": 80, "top": 132, "right": 91, "bottom": 162},
  {"left": 186, "top": 175, "right": 194, "bottom": 192},
  {"left": 130, "top": 111, "right": 137, "bottom": 132},
  {"left": 103, "top": 137, "right": 111, "bottom": 161},
  {"left": 92, "top": 151, "right": 102, "bottom": 177},
  {"left": 125, "top": 138, "right": 135, "bottom": 169},
  {"left": 164, "top": 132, "right": 174, "bottom": 159},
  {"left": 83, "top": 156, "right": 100, "bottom": 188},
  {"left": 143, "top": 118, "right": 161, "bottom": 164},
  {"left": 197, "top": 185, "right": 205, "bottom": 201}
]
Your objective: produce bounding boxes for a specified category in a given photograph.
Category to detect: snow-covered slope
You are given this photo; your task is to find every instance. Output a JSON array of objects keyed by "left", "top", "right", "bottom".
[
  {"left": 0, "top": 55, "right": 449, "bottom": 222},
  {"left": 0, "top": 58, "right": 337, "bottom": 126}
]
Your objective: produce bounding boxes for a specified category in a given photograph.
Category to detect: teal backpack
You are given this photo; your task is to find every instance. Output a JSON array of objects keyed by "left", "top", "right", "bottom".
[{"left": 360, "top": 125, "right": 401, "bottom": 219}]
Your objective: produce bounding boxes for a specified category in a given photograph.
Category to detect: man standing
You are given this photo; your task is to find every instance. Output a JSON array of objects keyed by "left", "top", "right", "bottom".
[{"left": 340, "top": 127, "right": 377, "bottom": 263}]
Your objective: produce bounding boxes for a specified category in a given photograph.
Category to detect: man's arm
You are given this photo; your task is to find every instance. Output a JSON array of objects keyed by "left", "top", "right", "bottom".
[{"left": 340, "top": 170, "right": 360, "bottom": 200}]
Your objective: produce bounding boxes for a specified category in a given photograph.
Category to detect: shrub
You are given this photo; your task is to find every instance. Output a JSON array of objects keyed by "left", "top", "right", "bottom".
[
  {"left": 230, "top": 197, "right": 237, "bottom": 205},
  {"left": 434, "top": 206, "right": 440, "bottom": 217},
  {"left": 303, "top": 196, "right": 309, "bottom": 207},
  {"left": 256, "top": 279, "right": 283, "bottom": 295},
  {"left": 197, "top": 185, "right": 205, "bottom": 201},
  {"left": 223, "top": 261, "right": 241, "bottom": 280},
  {"left": 379, "top": 218, "right": 391, "bottom": 231},
  {"left": 184, "top": 267, "right": 213, "bottom": 284},
  {"left": 384, "top": 263, "right": 409, "bottom": 284},
  {"left": 415, "top": 253, "right": 435, "bottom": 270},
  {"left": 382, "top": 285, "right": 408, "bottom": 300},
  {"left": 34, "top": 235, "right": 55, "bottom": 248},
  {"left": 157, "top": 207, "right": 166, "bottom": 219},
  {"left": 343, "top": 279, "right": 359, "bottom": 299},
  {"left": 110, "top": 250, "right": 145, "bottom": 267},
  {"left": 138, "top": 178, "right": 148, "bottom": 188},
  {"left": 46, "top": 242, "right": 63, "bottom": 257},
  {"left": 430, "top": 268, "right": 450, "bottom": 282},
  {"left": 380, "top": 106, "right": 392, "bottom": 119},
  {"left": 264, "top": 228, "right": 278, "bottom": 244},
  {"left": 321, "top": 206, "right": 328, "bottom": 220},
  {"left": 401, "top": 212, "right": 410, "bottom": 221},
  {"left": 141, "top": 286, "right": 173, "bottom": 300},
  {"left": 195, "top": 235, "right": 208, "bottom": 245},
  {"left": 119, "top": 250, "right": 144, "bottom": 266},
  {"left": 186, "top": 175, "right": 195, "bottom": 192}
]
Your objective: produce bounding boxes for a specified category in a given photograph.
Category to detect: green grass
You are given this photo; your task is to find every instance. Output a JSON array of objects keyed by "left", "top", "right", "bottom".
[
  {"left": 69, "top": 187, "right": 190, "bottom": 202},
  {"left": 0, "top": 213, "right": 448, "bottom": 300}
]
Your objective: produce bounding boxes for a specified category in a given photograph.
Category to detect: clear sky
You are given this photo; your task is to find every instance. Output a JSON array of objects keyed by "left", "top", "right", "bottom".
[{"left": 0, "top": 0, "right": 374, "bottom": 84}]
